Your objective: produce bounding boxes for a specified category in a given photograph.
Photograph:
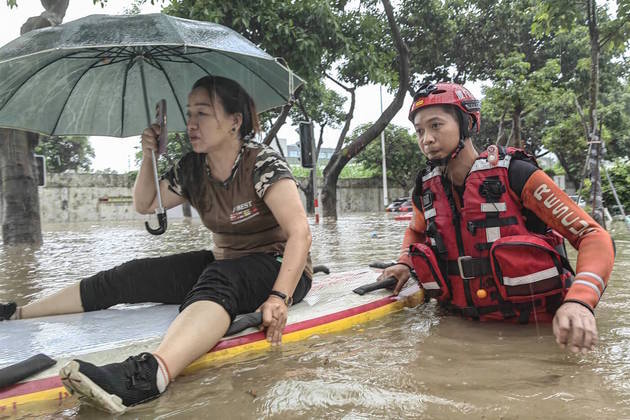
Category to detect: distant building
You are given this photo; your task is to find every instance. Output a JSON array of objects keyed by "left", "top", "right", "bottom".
[
  {"left": 286, "top": 143, "right": 335, "bottom": 165},
  {"left": 268, "top": 137, "right": 288, "bottom": 157}
]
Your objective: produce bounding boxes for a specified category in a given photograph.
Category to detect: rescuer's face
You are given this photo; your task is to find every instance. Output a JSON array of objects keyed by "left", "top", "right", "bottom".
[{"left": 413, "top": 106, "right": 460, "bottom": 160}]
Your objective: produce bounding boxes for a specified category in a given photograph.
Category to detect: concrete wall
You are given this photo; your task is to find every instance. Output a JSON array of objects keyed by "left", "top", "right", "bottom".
[
  {"left": 296, "top": 177, "right": 407, "bottom": 214},
  {"left": 39, "top": 173, "right": 142, "bottom": 223},
  {"left": 38, "top": 173, "right": 408, "bottom": 223}
]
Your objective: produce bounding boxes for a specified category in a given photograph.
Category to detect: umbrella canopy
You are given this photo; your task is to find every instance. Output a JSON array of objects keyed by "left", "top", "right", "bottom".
[{"left": 0, "top": 13, "right": 304, "bottom": 137}]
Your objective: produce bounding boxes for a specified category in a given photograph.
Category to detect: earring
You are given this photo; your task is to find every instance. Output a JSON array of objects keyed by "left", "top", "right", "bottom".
[{"left": 231, "top": 127, "right": 236, "bottom": 133}]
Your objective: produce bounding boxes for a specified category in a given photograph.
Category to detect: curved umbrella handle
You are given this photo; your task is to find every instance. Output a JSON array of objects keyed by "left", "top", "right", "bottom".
[{"left": 145, "top": 212, "right": 167, "bottom": 235}]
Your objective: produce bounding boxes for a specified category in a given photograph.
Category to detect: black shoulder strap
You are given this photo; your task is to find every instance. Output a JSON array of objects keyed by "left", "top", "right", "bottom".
[{"left": 411, "top": 169, "right": 426, "bottom": 210}]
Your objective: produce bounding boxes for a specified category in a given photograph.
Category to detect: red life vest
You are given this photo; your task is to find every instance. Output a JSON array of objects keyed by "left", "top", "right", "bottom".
[{"left": 409, "top": 147, "right": 573, "bottom": 323}]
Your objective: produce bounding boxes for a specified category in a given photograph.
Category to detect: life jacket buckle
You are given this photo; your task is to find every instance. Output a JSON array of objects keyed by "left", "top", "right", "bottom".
[{"left": 457, "top": 256, "right": 475, "bottom": 279}]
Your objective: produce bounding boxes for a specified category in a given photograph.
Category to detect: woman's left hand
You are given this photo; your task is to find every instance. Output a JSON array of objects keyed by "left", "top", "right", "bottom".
[{"left": 259, "top": 296, "right": 288, "bottom": 345}]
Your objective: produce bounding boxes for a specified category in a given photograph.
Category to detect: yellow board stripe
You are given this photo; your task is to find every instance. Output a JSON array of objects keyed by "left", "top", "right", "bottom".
[
  {"left": 0, "top": 387, "right": 66, "bottom": 410},
  {"left": 183, "top": 292, "right": 423, "bottom": 374}
]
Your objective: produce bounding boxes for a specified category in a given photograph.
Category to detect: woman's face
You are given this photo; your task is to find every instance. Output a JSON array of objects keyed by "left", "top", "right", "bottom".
[
  {"left": 186, "top": 87, "right": 240, "bottom": 154},
  {"left": 413, "top": 106, "right": 460, "bottom": 160}
]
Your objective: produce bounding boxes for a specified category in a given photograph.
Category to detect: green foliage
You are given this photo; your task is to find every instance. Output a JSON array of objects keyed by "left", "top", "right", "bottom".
[
  {"left": 602, "top": 158, "right": 630, "bottom": 213},
  {"left": 349, "top": 123, "right": 423, "bottom": 192},
  {"left": 163, "top": 0, "right": 350, "bottom": 84},
  {"left": 162, "top": 0, "right": 400, "bottom": 152},
  {"left": 34, "top": 136, "right": 94, "bottom": 173},
  {"left": 338, "top": 163, "right": 378, "bottom": 178},
  {"left": 290, "top": 162, "right": 376, "bottom": 179}
]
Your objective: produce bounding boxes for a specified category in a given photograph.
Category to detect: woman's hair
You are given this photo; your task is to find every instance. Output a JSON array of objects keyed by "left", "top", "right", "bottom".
[
  {"left": 185, "top": 76, "right": 260, "bottom": 213},
  {"left": 191, "top": 76, "right": 261, "bottom": 139}
]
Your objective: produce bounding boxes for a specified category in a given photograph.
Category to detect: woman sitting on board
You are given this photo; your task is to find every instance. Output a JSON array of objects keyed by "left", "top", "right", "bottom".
[
  {"left": 378, "top": 82, "right": 615, "bottom": 355},
  {"left": 1, "top": 75, "right": 312, "bottom": 413}
]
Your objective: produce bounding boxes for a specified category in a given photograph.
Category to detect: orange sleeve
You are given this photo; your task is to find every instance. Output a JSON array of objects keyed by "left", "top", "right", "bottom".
[
  {"left": 397, "top": 200, "right": 427, "bottom": 268},
  {"left": 521, "top": 170, "right": 615, "bottom": 310}
]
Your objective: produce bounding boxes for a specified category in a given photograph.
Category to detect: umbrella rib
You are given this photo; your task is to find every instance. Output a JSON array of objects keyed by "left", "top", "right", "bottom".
[
  {"left": 120, "top": 57, "right": 135, "bottom": 138},
  {"left": 151, "top": 59, "right": 187, "bottom": 133},
  {"left": 0, "top": 50, "right": 89, "bottom": 115},
  {"left": 50, "top": 58, "right": 104, "bottom": 136},
  {"left": 202, "top": 51, "right": 288, "bottom": 103}
]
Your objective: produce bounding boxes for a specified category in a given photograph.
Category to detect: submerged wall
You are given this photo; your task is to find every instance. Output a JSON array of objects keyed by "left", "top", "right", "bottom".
[{"left": 38, "top": 173, "right": 408, "bottom": 223}]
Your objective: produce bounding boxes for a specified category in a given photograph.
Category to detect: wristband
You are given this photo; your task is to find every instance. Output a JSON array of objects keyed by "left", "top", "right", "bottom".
[{"left": 563, "top": 299, "right": 595, "bottom": 315}]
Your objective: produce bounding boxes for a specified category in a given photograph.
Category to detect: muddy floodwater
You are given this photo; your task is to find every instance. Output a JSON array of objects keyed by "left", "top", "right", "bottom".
[{"left": 1, "top": 213, "right": 629, "bottom": 419}]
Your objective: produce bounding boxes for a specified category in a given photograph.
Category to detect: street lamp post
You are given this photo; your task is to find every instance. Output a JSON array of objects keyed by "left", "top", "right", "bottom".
[{"left": 380, "top": 85, "right": 388, "bottom": 208}]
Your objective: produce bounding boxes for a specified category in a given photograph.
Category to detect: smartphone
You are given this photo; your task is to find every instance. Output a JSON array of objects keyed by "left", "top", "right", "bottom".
[{"left": 155, "top": 99, "right": 167, "bottom": 155}]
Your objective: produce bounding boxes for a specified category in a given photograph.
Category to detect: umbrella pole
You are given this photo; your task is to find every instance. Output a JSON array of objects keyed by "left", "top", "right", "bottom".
[{"left": 139, "top": 56, "right": 167, "bottom": 235}]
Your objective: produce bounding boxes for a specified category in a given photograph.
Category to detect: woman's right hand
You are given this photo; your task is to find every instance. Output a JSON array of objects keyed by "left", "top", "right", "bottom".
[
  {"left": 140, "top": 123, "right": 161, "bottom": 156},
  {"left": 376, "top": 263, "right": 411, "bottom": 295}
]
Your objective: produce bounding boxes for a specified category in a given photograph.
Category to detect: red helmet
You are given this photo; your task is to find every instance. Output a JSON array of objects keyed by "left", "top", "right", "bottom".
[{"left": 408, "top": 82, "right": 481, "bottom": 135}]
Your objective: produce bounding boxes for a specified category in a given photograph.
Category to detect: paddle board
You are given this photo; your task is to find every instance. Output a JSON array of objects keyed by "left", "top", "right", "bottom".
[{"left": 0, "top": 268, "right": 423, "bottom": 412}]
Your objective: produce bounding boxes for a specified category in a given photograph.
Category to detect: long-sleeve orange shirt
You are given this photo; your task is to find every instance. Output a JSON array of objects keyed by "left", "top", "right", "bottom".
[{"left": 397, "top": 168, "right": 615, "bottom": 311}]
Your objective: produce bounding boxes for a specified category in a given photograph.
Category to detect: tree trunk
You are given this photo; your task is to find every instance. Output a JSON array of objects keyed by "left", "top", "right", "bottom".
[
  {"left": 587, "top": 0, "right": 605, "bottom": 227},
  {"left": 302, "top": 178, "right": 314, "bottom": 214},
  {"left": 182, "top": 201, "right": 192, "bottom": 218},
  {"left": 509, "top": 107, "right": 522, "bottom": 148},
  {"left": 555, "top": 151, "right": 579, "bottom": 188},
  {"left": 1, "top": 0, "right": 69, "bottom": 245},
  {"left": 320, "top": 0, "right": 410, "bottom": 219},
  {"left": 0, "top": 129, "right": 42, "bottom": 245}
]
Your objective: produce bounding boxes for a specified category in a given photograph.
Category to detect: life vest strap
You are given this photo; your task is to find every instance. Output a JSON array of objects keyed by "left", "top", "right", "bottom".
[
  {"left": 446, "top": 256, "right": 492, "bottom": 279},
  {"left": 466, "top": 216, "right": 518, "bottom": 234}
]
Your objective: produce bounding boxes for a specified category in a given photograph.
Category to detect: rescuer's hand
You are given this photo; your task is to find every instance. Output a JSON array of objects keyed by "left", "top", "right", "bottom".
[
  {"left": 377, "top": 264, "right": 412, "bottom": 295},
  {"left": 552, "top": 301, "right": 598, "bottom": 354}
]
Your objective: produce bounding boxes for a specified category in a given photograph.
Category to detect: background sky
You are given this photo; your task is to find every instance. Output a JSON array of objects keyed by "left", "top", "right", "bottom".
[{"left": 0, "top": 1, "right": 482, "bottom": 173}]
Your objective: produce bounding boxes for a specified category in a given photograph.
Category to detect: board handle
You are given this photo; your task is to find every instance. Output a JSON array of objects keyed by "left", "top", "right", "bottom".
[
  {"left": 368, "top": 261, "right": 396, "bottom": 269},
  {"left": 225, "top": 312, "right": 263, "bottom": 336},
  {"left": 0, "top": 353, "right": 56, "bottom": 389},
  {"left": 352, "top": 276, "right": 397, "bottom": 295}
]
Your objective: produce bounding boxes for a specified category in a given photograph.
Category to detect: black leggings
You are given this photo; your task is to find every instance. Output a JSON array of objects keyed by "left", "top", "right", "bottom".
[{"left": 79, "top": 250, "right": 311, "bottom": 320}]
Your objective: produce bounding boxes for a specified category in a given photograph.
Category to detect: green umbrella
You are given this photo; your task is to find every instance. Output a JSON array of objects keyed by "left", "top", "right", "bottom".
[{"left": 0, "top": 13, "right": 304, "bottom": 234}]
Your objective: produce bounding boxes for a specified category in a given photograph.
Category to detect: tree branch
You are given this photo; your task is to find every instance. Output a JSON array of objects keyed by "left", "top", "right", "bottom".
[
  {"left": 496, "top": 108, "right": 507, "bottom": 145},
  {"left": 262, "top": 101, "right": 293, "bottom": 145},
  {"left": 337, "top": 0, "right": 409, "bottom": 161},
  {"left": 325, "top": 73, "right": 353, "bottom": 92},
  {"left": 573, "top": 95, "right": 590, "bottom": 141},
  {"left": 273, "top": 135, "right": 285, "bottom": 158},
  {"left": 317, "top": 123, "right": 325, "bottom": 157},
  {"left": 334, "top": 87, "right": 355, "bottom": 153}
]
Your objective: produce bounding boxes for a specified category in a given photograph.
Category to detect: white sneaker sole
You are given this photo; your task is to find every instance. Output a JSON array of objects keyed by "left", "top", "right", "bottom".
[{"left": 60, "top": 360, "right": 127, "bottom": 414}]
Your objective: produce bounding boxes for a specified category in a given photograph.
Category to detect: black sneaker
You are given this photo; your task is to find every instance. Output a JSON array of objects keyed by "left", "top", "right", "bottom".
[
  {"left": 0, "top": 302, "right": 16, "bottom": 321},
  {"left": 60, "top": 352, "right": 162, "bottom": 413}
]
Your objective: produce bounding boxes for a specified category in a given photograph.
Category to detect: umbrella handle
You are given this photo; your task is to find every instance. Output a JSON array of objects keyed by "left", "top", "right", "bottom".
[
  {"left": 144, "top": 148, "right": 168, "bottom": 235},
  {"left": 145, "top": 211, "right": 167, "bottom": 235}
]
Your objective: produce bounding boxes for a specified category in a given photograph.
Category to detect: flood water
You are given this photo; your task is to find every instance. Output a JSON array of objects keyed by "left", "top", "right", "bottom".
[{"left": 1, "top": 213, "right": 629, "bottom": 419}]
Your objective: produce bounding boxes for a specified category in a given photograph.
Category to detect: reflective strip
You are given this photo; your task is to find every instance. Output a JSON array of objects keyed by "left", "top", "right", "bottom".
[
  {"left": 424, "top": 208, "right": 437, "bottom": 219},
  {"left": 575, "top": 271, "right": 605, "bottom": 290},
  {"left": 470, "top": 155, "right": 511, "bottom": 173},
  {"left": 486, "top": 227, "right": 500, "bottom": 243},
  {"left": 503, "top": 267, "right": 559, "bottom": 286},
  {"left": 481, "top": 202, "right": 506, "bottom": 212},
  {"left": 421, "top": 281, "right": 440, "bottom": 290},
  {"left": 573, "top": 280, "right": 602, "bottom": 299},
  {"left": 429, "top": 237, "right": 436, "bottom": 247},
  {"left": 422, "top": 167, "right": 443, "bottom": 182}
]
